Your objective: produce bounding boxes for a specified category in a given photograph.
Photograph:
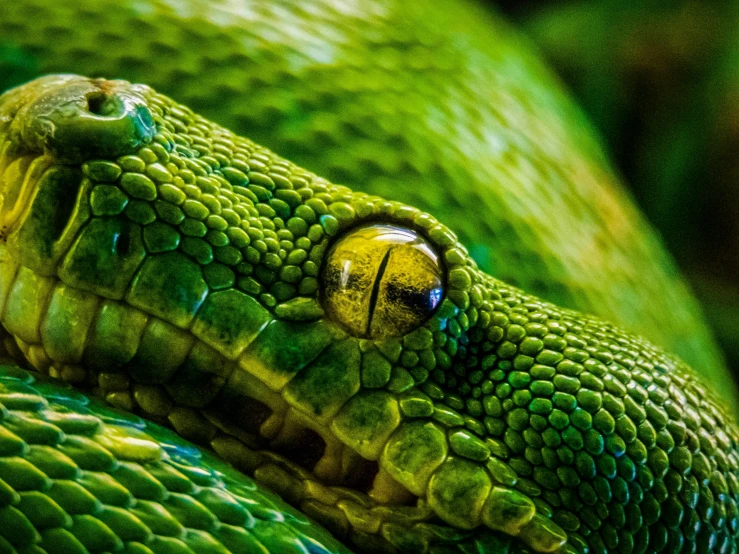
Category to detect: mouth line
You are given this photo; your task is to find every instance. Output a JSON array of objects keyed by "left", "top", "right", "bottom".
[
  {"left": 197, "top": 362, "right": 420, "bottom": 508},
  {"left": 202, "top": 376, "right": 424, "bottom": 511},
  {"left": 208, "top": 408, "right": 437, "bottom": 544}
]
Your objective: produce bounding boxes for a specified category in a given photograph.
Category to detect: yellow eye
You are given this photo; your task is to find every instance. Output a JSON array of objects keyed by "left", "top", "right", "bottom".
[{"left": 321, "top": 224, "right": 444, "bottom": 339}]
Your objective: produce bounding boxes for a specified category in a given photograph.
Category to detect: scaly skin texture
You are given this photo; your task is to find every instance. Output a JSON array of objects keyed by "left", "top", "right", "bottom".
[
  {"left": 0, "top": 75, "right": 738, "bottom": 553},
  {"left": 0, "top": 364, "right": 352, "bottom": 554},
  {"left": 0, "top": 0, "right": 734, "bottom": 409}
]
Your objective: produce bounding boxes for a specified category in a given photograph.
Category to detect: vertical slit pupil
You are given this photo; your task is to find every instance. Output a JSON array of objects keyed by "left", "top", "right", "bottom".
[{"left": 366, "top": 246, "right": 393, "bottom": 337}]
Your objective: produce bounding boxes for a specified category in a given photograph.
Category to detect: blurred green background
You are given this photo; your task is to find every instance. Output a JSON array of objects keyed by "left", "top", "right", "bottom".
[{"left": 495, "top": 1, "right": 739, "bottom": 376}]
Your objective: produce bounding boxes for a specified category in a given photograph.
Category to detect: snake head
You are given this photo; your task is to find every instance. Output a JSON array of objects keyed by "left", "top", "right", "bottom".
[{"left": 0, "top": 75, "right": 737, "bottom": 554}]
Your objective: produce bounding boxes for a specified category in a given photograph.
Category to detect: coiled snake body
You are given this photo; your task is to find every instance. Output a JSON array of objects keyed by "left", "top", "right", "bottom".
[{"left": 0, "top": 1, "right": 736, "bottom": 553}]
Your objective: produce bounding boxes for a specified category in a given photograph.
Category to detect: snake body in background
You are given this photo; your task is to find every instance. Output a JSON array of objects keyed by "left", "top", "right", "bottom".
[{"left": 0, "top": 1, "right": 737, "bottom": 554}]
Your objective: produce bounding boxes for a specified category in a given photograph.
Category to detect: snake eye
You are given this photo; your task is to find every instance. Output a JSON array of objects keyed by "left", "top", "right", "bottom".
[{"left": 321, "top": 223, "right": 444, "bottom": 339}]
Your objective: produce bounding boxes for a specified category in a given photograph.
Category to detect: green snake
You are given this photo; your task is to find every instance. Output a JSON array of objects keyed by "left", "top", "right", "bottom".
[{"left": 0, "top": 1, "right": 737, "bottom": 553}]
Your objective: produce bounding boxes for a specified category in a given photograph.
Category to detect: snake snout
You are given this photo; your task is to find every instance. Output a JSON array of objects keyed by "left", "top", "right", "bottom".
[
  {"left": 0, "top": 75, "right": 160, "bottom": 276},
  {"left": 9, "top": 75, "right": 156, "bottom": 163}
]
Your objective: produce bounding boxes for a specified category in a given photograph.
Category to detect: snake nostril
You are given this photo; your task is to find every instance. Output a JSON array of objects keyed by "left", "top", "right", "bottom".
[{"left": 85, "top": 91, "right": 124, "bottom": 118}]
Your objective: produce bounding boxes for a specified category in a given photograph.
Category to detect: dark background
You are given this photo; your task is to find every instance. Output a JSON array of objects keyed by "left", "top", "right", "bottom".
[{"left": 495, "top": 1, "right": 739, "bottom": 377}]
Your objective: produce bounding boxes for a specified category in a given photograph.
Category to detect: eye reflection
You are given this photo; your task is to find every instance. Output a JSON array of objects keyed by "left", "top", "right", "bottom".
[{"left": 321, "top": 223, "right": 444, "bottom": 339}]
